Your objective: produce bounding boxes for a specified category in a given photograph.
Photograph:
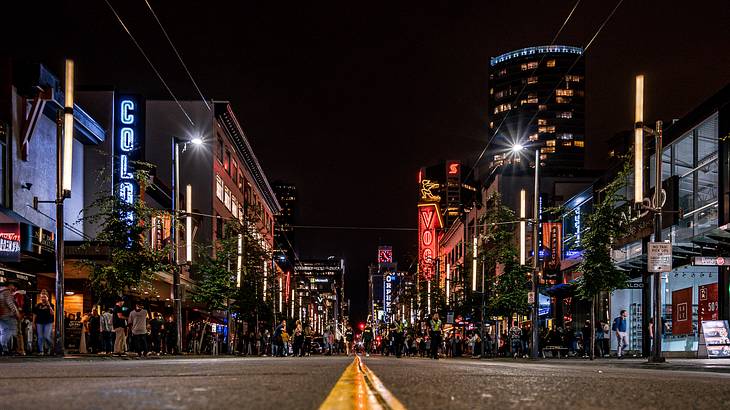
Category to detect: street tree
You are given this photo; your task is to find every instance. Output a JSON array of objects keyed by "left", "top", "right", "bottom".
[
  {"left": 81, "top": 165, "right": 172, "bottom": 299},
  {"left": 576, "top": 161, "right": 630, "bottom": 359}
]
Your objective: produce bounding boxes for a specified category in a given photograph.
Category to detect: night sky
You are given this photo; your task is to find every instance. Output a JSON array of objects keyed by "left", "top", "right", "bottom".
[{"left": 7, "top": 1, "right": 729, "bottom": 323}]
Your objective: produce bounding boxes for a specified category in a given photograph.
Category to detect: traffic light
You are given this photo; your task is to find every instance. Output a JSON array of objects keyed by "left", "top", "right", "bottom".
[{"left": 359, "top": 323, "right": 365, "bottom": 331}]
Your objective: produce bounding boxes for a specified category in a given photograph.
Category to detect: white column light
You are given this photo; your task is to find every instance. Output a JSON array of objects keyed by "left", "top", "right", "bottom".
[
  {"left": 185, "top": 184, "right": 192, "bottom": 262},
  {"left": 236, "top": 233, "right": 243, "bottom": 288},
  {"left": 62, "top": 59, "right": 74, "bottom": 194},
  {"left": 472, "top": 234, "right": 477, "bottom": 291},
  {"left": 446, "top": 263, "right": 450, "bottom": 305},
  {"left": 520, "top": 189, "right": 526, "bottom": 265},
  {"left": 634, "top": 75, "right": 644, "bottom": 204}
]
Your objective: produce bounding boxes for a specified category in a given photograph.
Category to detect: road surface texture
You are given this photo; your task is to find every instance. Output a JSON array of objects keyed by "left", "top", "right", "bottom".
[{"left": 1, "top": 356, "right": 729, "bottom": 409}]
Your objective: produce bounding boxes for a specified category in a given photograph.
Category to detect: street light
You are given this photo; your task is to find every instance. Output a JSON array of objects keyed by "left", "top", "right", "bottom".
[
  {"left": 511, "top": 143, "right": 540, "bottom": 359},
  {"left": 171, "top": 136, "right": 203, "bottom": 354}
]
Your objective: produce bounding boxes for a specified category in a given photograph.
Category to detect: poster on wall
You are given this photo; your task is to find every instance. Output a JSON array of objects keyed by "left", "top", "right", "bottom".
[
  {"left": 701, "top": 320, "right": 730, "bottom": 358},
  {"left": 671, "top": 287, "right": 693, "bottom": 335},
  {"left": 698, "top": 283, "right": 719, "bottom": 333}
]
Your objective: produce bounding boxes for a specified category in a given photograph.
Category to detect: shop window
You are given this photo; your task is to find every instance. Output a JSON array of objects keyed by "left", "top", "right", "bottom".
[
  {"left": 546, "top": 59, "right": 556, "bottom": 67},
  {"left": 526, "top": 76, "right": 538, "bottom": 84},
  {"left": 538, "top": 104, "right": 547, "bottom": 111},
  {"left": 232, "top": 197, "right": 239, "bottom": 219},
  {"left": 538, "top": 119, "right": 547, "bottom": 125},
  {"left": 216, "top": 175, "right": 224, "bottom": 201}
]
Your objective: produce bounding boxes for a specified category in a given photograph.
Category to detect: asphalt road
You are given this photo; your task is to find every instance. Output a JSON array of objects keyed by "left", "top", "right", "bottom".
[{"left": 1, "top": 356, "right": 729, "bottom": 409}]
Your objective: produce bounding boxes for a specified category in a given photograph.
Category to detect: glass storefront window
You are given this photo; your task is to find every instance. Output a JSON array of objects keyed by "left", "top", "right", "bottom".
[
  {"left": 678, "top": 174, "right": 694, "bottom": 212},
  {"left": 674, "top": 134, "right": 694, "bottom": 176},
  {"left": 695, "top": 160, "right": 718, "bottom": 209}
]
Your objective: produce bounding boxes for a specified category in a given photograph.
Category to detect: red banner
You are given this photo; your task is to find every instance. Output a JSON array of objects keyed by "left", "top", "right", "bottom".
[
  {"left": 541, "top": 222, "right": 562, "bottom": 272},
  {"left": 672, "top": 287, "right": 693, "bottom": 335},
  {"left": 698, "top": 283, "right": 719, "bottom": 332}
]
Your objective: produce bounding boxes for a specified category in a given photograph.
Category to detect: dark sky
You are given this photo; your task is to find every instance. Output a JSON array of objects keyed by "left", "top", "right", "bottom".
[{"left": 7, "top": 1, "right": 729, "bottom": 322}]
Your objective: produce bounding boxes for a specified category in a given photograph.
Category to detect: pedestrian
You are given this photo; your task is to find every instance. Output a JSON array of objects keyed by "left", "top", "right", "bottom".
[
  {"left": 32, "top": 289, "right": 54, "bottom": 355},
  {"left": 581, "top": 320, "right": 592, "bottom": 357},
  {"left": 112, "top": 298, "right": 128, "bottom": 356},
  {"left": 521, "top": 324, "right": 530, "bottom": 358},
  {"left": 165, "top": 316, "right": 177, "bottom": 355},
  {"left": 127, "top": 302, "right": 148, "bottom": 357},
  {"left": 362, "top": 323, "right": 374, "bottom": 356},
  {"left": 345, "top": 325, "right": 354, "bottom": 356},
  {"left": 601, "top": 321, "right": 611, "bottom": 357},
  {"left": 0, "top": 280, "right": 21, "bottom": 355},
  {"left": 273, "top": 319, "right": 285, "bottom": 357},
  {"left": 150, "top": 313, "right": 164, "bottom": 355},
  {"left": 509, "top": 321, "right": 522, "bottom": 358},
  {"left": 428, "top": 313, "right": 442, "bottom": 359},
  {"left": 101, "top": 308, "right": 114, "bottom": 354},
  {"left": 89, "top": 309, "right": 100, "bottom": 354},
  {"left": 612, "top": 309, "right": 629, "bottom": 358},
  {"left": 303, "top": 326, "right": 312, "bottom": 356},
  {"left": 595, "top": 321, "right": 605, "bottom": 357},
  {"left": 293, "top": 320, "right": 304, "bottom": 357}
]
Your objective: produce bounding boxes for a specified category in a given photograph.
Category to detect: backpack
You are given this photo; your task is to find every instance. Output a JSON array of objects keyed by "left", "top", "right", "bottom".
[{"left": 611, "top": 317, "right": 620, "bottom": 332}]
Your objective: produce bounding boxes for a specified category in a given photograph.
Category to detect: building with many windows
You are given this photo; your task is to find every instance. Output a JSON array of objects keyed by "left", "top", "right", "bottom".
[{"left": 488, "top": 45, "right": 586, "bottom": 172}]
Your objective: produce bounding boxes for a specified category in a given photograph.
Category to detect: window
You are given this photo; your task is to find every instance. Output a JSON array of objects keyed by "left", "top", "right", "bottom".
[
  {"left": 521, "top": 98, "right": 537, "bottom": 105},
  {"left": 217, "top": 138, "right": 224, "bottom": 163},
  {"left": 555, "top": 97, "right": 570, "bottom": 104},
  {"left": 556, "top": 89, "right": 574, "bottom": 97},
  {"left": 546, "top": 140, "right": 556, "bottom": 147},
  {"left": 224, "top": 150, "right": 231, "bottom": 173},
  {"left": 546, "top": 59, "right": 556, "bottom": 67},
  {"left": 574, "top": 140, "right": 584, "bottom": 148},
  {"left": 538, "top": 119, "right": 547, "bottom": 125},
  {"left": 224, "top": 186, "right": 231, "bottom": 210},
  {"left": 528, "top": 133, "right": 538, "bottom": 141},
  {"left": 562, "top": 141, "right": 573, "bottom": 147},
  {"left": 238, "top": 173, "right": 244, "bottom": 190},
  {"left": 489, "top": 121, "right": 494, "bottom": 129},
  {"left": 557, "top": 111, "right": 573, "bottom": 119},
  {"left": 538, "top": 104, "right": 547, "bottom": 111},
  {"left": 216, "top": 175, "right": 224, "bottom": 201},
  {"left": 541, "top": 147, "right": 556, "bottom": 154},
  {"left": 498, "top": 68, "right": 507, "bottom": 77},
  {"left": 521, "top": 61, "right": 538, "bottom": 70},
  {"left": 540, "top": 154, "right": 548, "bottom": 160},
  {"left": 494, "top": 103, "right": 511, "bottom": 114},
  {"left": 232, "top": 162, "right": 238, "bottom": 185},
  {"left": 565, "top": 75, "right": 582, "bottom": 82},
  {"left": 232, "top": 197, "right": 239, "bottom": 219},
  {"left": 538, "top": 126, "right": 555, "bottom": 134},
  {"left": 558, "top": 133, "right": 573, "bottom": 140},
  {"left": 526, "top": 76, "right": 538, "bottom": 84},
  {"left": 216, "top": 214, "right": 223, "bottom": 239}
]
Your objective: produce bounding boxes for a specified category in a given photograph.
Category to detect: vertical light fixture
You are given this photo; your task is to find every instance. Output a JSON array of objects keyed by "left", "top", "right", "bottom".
[
  {"left": 520, "top": 189, "right": 526, "bottom": 265},
  {"left": 427, "top": 280, "right": 431, "bottom": 313},
  {"left": 278, "top": 277, "right": 283, "bottom": 313},
  {"left": 472, "top": 234, "right": 478, "bottom": 291},
  {"left": 185, "top": 184, "right": 192, "bottom": 262},
  {"left": 634, "top": 74, "right": 644, "bottom": 204},
  {"left": 62, "top": 59, "right": 74, "bottom": 194},
  {"left": 263, "top": 261, "right": 268, "bottom": 301},
  {"left": 445, "top": 263, "right": 451, "bottom": 305},
  {"left": 291, "top": 288, "right": 295, "bottom": 318},
  {"left": 236, "top": 233, "right": 243, "bottom": 288}
]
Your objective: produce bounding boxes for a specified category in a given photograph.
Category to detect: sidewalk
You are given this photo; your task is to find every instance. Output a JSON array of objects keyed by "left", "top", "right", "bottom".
[{"left": 478, "top": 356, "right": 730, "bottom": 374}]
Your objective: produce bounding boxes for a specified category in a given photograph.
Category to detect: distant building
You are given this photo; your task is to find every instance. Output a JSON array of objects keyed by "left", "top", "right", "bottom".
[
  {"left": 295, "top": 257, "right": 345, "bottom": 334},
  {"left": 488, "top": 45, "right": 586, "bottom": 172},
  {"left": 273, "top": 181, "right": 297, "bottom": 265}
]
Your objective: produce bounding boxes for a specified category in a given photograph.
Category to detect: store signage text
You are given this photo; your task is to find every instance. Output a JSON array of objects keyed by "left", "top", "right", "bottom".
[
  {"left": 0, "top": 223, "right": 21, "bottom": 262},
  {"left": 114, "top": 95, "right": 144, "bottom": 221}
]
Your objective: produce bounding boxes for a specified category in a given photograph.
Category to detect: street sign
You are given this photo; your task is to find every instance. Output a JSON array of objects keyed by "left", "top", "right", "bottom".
[
  {"left": 527, "top": 291, "right": 535, "bottom": 304},
  {"left": 648, "top": 242, "right": 672, "bottom": 272},
  {"left": 692, "top": 256, "right": 730, "bottom": 266}
]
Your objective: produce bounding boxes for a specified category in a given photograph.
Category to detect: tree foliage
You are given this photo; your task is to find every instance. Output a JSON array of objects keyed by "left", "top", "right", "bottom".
[
  {"left": 191, "top": 222, "right": 239, "bottom": 311},
  {"left": 576, "top": 161, "right": 631, "bottom": 300},
  {"left": 81, "top": 165, "right": 173, "bottom": 298}
]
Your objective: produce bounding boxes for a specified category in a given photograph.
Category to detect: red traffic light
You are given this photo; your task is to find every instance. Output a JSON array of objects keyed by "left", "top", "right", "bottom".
[{"left": 359, "top": 323, "right": 365, "bottom": 330}]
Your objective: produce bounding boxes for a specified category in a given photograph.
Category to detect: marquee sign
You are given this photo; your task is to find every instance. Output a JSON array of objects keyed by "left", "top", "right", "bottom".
[
  {"left": 0, "top": 223, "right": 21, "bottom": 262},
  {"left": 418, "top": 203, "right": 442, "bottom": 280},
  {"left": 113, "top": 95, "right": 145, "bottom": 220},
  {"left": 384, "top": 272, "right": 396, "bottom": 317}
]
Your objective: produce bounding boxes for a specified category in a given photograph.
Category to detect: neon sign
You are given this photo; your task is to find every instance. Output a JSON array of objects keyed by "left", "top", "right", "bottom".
[
  {"left": 384, "top": 272, "right": 396, "bottom": 317},
  {"left": 418, "top": 203, "right": 442, "bottom": 280},
  {"left": 114, "top": 95, "right": 144, "bottom": 221}
]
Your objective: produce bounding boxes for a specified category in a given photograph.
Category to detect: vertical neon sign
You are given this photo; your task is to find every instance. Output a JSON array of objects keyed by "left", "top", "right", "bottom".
[{"left": 114, "top": 95, "right": 144, "bottom": 221}]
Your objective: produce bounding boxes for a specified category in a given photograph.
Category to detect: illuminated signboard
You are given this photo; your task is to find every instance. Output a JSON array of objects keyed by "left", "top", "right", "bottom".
[
  {"left": 384, "top": 272, "right": 396, "bottom": 317},
  {"left": 542, "top": 222, "right": 562, "bottom": 273},
  {"left": 378, "top": 246, "right": 393, "bottom": 264},
  {"left": 418, "top": 203, "right": 442, "bottom": 280},
  {"left": 0, "top": 223, "right": 21, "bottom": 262},
  {"left": 113, "top": 95, "right": 144, "bottom": 221}
]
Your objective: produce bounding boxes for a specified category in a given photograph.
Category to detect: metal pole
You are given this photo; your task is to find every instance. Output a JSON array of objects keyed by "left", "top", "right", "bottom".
[
  {"left": 172, "top": 138, "right": 183, "bottom": 354},
  {"left": 531, "top": 148, "right": 540, "bottom": 359},
  {"left": 481, "top": 260, "right": 486, "bottom": 358},
  {"left": 54, "top": 109, "right": 65, "bottom": 356},
  {"left": 651, "top": 121, "right": 665, "bottom": 363}
]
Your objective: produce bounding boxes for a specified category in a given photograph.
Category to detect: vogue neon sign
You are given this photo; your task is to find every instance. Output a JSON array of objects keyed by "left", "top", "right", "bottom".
[{"left": 418, "top": 203, "right": 442, "bottom": 280}]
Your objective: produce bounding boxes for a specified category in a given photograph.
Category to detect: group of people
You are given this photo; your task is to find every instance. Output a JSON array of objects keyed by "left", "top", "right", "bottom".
[
  {"left": 1, "top": 282, "right": 58, "bottom": 356},
  {"left": 359, "top": 313, "right": 446, "bottom": 359}
]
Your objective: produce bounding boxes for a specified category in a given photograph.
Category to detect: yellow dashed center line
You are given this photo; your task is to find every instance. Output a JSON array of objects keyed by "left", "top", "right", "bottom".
[{"left": 319, "top": 356, "right": 406, "bottom": 410}]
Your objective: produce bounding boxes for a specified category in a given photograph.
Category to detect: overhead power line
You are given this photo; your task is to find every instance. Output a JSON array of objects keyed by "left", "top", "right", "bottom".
[
  {"left": 143, "top": 0, "right": 211, "bottom": 111},
  {"left": 103, "top": 0, "right": 195, "bottom": 126},
  {"left": 292, "top": 225, "right": 417, "bottom": 232}
]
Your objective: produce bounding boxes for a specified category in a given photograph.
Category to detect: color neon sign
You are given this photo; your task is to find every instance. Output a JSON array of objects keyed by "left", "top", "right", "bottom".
[
  {"left": 418, "top": 203, "right": 442, "bottom": 280},
  {"left": 114, "top": 95, "right": 144, "bottom": 221}
]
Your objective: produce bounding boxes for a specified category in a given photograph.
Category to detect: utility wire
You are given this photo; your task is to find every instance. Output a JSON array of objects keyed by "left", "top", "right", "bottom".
[
  {"left": 143, "top": 0, "right": 211, "bottom": 111},
  {"left": 292, "top": 225, "right": 417, "bottom": 232},
  {"left": 464, "top": 0, "right": 583, "bottom": 181},
  {"left": 103, "top": 0, "right": 195, "bottom": 126}
]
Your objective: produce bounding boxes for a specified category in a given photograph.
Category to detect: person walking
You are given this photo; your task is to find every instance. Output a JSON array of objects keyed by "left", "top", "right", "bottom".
[
  {"left": 429, "top": 313, "right": 442, "bottom": 360},
  {"left": 362, "top": 323, "right": 374, "bottom": 357},
  {"left": 112, "top": 298, "right": 128, "bottom": 356},
  {"left": 150, "top": 313, "right": 164, "bottom": 355},
  {"left": 612, "top": 310, "right": 629, "bottom": 358},
  {"left": 345, "top": 325, "right": 354, "bottom": 356},
  {"left": 581, "top": 320, "right": 592, "bottom": 358},
  {"left": 89, "top": 310, "right": 100, "bottom": 354},
  {"left": 127, "top": 302, "right": 148, "bottom": 357},
  {"left": 303, "top": 325, "right": 313, "bottom": 356},
  {"left": 0, "top": 280, "right": 21, "bottom": 355},
  {"left": 293, "top": 320, "right": 304, "bottom": 357},
  {"left": 509, "top": 321, "right": 522, "bottom": 358},
  {"left": 273, "top": 320, "right": 285, "bottom": 357},
  {"left": 32, "top": 290, "right": 54, "bottom": 355},
  {"left": 100, "top": 308, "right": 114, "bottom": 354},
  {"left": 602, "top": 320, "right": 611, "bottom": 357}
]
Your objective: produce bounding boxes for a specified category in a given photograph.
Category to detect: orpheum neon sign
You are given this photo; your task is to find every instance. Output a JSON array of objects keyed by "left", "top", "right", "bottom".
[
  {"left": 114, "top": 95, "right": 144, "bottom": 221},
  {"left": 418, "top": 203, "right": 442, "bottom": 280}
]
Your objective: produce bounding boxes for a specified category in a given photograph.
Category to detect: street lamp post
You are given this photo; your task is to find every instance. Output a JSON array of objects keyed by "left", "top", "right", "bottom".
[
  {"left": 171, "top": 136, "right": 202, "bottom": 354},
  {"left": 512, "top": 143, "right": 541, "bottom": 359}
]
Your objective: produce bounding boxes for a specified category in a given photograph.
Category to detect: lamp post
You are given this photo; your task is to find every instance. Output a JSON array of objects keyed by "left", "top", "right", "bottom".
[
  {"left": 171, "top": 136, "right": 202, "bottom": 354},
  {"left": 512, "top": 143, "right": 541, "bottom": 359}
]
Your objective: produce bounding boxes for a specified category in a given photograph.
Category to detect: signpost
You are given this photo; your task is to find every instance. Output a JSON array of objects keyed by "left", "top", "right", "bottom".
[{"left": 648, "top": 242, "right": 672, "bottom": 272}]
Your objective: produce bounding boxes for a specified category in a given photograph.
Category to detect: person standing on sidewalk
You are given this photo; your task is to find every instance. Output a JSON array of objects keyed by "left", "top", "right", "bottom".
[
  {"left": 612, "top": 310, "right": 629, "bottom": 358},
  {"left": 345, "top": 325, "right": 354, "bottom": 356},
  {"left": 0, "top": 280, "right": 21, "bottom": 355},
  {"left": 32, "top": 290, "right": 54, "bottom": 355},
  {"left": 429, "top": 313, "right": 442, "bottom": 360},
  {"left": 128, "top": 303, "right": 148, "bottom": 357},
  {"left": 362, "top": 323, "right": 374, "bottom": 357},
  {"left": 112, "top": 298, "right": 128, "bottom": 356},
  {"left": 509, "top": 321, "right": 522, "bottom": 358},
  {"left": 100, "top": 308, "right": 114, "bottom": 354}
]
